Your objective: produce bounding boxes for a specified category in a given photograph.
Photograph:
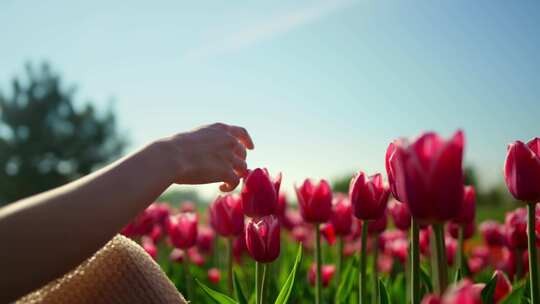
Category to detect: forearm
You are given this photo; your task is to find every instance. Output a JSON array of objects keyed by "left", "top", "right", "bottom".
[{"left": 0, "top": 140, "right": 174, "bottom": 302}]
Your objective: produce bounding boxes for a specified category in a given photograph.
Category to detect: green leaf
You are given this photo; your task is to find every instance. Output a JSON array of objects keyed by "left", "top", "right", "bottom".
[
  {"left": 481, "top": 274, "right": 498, "bottom": 304},
  {"left": 453, "top": 268, "right": 463, "bottom": 284},
  {"left": 274, "top": 245, "right": 303, "bottom": 304},
  {"left": 335, "top": 256, "right": 359, "bottom": 303},
  {"left": 500, "top": 281, "right": 526, "bottom": 304},
  {"left": 196, "top": 278, "right": 238, "bottom": 304},
  {"left": 420, "top": 266, "right": 433, "bottom": 293},
  {"left": 233, "top": 270, "right": 248, "bottom": 304},
  {"left": 379, "top": 279, "right": 391, "bottom": 304}
]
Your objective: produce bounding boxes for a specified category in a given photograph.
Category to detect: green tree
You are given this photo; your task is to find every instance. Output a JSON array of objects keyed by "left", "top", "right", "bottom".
[{"left": 0, "top": 62, "right": 126, "bottom": 205}]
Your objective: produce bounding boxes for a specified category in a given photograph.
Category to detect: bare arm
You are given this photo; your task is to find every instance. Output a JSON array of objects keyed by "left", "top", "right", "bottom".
[{"left": 0, "top": 123, "right": 253, "bottom": 303}]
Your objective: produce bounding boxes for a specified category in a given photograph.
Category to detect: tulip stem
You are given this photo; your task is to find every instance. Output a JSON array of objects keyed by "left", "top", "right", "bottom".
[
  {"left": 228, "top": 237, "right": 234, "bottom": 294},
  {"left": 315, "top": 223, "right": 322, "bottom": 304},
  {"left": 360, "top": 220, "right": 368, "bottom": 304},
  {"left": 337, "top": 236, "right": 344, "bottom": 287},
  {"left": 457, "top": 224, "right": 465, "bottom": 276},
  {"left": 372, "top": 236, "right": 379, "bottom": 304},
  {"left": 528, "top": 203, "right": 539, "bottom": 304},
  {"left": 255, "top": 262, "right": 263, "bottom": 304},
  {"left": 261, "top": 264, "right": 267, "bottom": 304},
  {"left": 411, "top": 219, "right": 420, "bottom": 304},
  {"left": 431, "top": 223, "right": 448, "bottom": 295},
  {"left": 184, "top": 251, "right": 192, "bottom": 301}
]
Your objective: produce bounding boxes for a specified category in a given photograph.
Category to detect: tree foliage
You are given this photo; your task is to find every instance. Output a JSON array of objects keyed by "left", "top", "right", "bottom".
[{"left": 0, "top": 63, "right": 126, "bottom": 205}]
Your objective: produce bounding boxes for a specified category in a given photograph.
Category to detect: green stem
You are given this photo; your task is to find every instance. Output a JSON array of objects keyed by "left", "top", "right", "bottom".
[
  {"left": 457, "top": 224, "right": 464, "bottom": 276},
  {"left": 315, "top": 223, "right": 322, "bottom": 304},
  {"left": 360, "top": 220, "right": 369, "bottom": 304},
  {"left": 372, "top": 236, "right": 379, "bottom": 304},
  {"left": 228, "top": 237, "right": 234, "bottom": 294},
  {"left": 432, "top": 223, "right": 448, "bottom": 295},
  {"left": 261, "top": 264, "right": 267, "bottom": 304},
  {"left": 411, "top": 219, "right": 420, "bottom": 304},
  {"left": 184, "top": 251, "right": 192, "bottom": 301},
  {"left": 528, "top": 203, "right": 539, "bottom": 304},
  {"left": 337, "top": 236, "right": 344, "bottom": 287},
  {"left": 255, "top": 262, "right": 263, "bottom": 304}
]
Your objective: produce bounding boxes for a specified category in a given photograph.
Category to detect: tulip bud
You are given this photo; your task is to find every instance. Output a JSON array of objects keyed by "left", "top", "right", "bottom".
[
  {"left": 447, "top": 221, "right": 475, "bottom": 240},
  {"left": 308, "top": 264, "right": 336, "bottom": 288},
  {"left": 320, "top": 223, "right": 336, "bottom": 245},
  {"left": 479, "top": 220, "right": 506, "bottom": 247},
  {"left": 388, "top": 199, "right": 411, "bottom": 231},
  {"left": 421, "top": 294, "right": 441, "bottom": 304},
  {"left": 208, "top": 268, "right": 221, "bottom": 284},
  {"left": 196, "top": 226, "right": 215, "bottom": 254},
  {"left": 296, "top": 179, "right": 333, "bottom": 223},
  {"left": 188, "top": 247, "right": 205, "bottom": 266},
  {"left": 454, "top": 186, "right": 475, "bottom": 224},
  {"left": 149, "top": 225, "right": 163, "bottom": 243},
  {"left": 167, "top": 212, "right": 198, "bottom": 249},
  {"left": 169, "top": 248, "right": 185, "bottom": 263},
  {"left": 330, "top": 194, "right": 353, "bottom": 236},
  {"left": 386, "top": 131, "right": 465, "bottom": 223},
  {"left": 442, "top": 279, "right": 482, "bottom": 304},
  {"left": 349, "top": 172, "right": 389, "bottom": 220},
  {"left": 245, "top": 215, "right": 280, "bottom": 263},
  {"left": 241, "top": 168, "right": 282, "bottom": 218},
  {"left": 504, "top": 138, "right": 540, "bottom": 202},
  {"left": 504, "top": 208, "right": 528, "bottom": 250},
  {"left": 445, "top": 236, "right": 457, "bottom": 266},
  {"left": 492, "top": 270, "right": 512, "bottom": 303},
  {"left": 209, "top": 195, "right": 244, "bottom": 237},
  {"left": 276, "top": 193, "right": 288, "bottom": 217}
]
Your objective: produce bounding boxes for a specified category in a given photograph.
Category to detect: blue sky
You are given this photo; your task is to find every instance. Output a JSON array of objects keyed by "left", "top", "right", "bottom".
[{"left": 1, "top": 0, "right": 539, "bottom": 199}]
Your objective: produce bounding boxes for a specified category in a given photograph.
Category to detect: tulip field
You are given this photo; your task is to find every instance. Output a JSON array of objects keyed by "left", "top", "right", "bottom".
[{"left": 121, "top": 131, "right": 540, "bottom": 304}]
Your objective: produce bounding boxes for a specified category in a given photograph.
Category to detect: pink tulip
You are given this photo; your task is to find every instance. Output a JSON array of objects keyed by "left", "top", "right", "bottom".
[
  {"left": 479, "top": 220, "right": 506, "bottom": 247},
  {"left": 388, "top": 199, "right": 411, "bottom": 231},
  {"left": 233, "top": 233, "right": 247, "bottom": 263},
  {"left": 209, "top": 195, "right": 244, "bottom": 237},
  {"left": 196, "top": 226, "right": 215, "bottom": 254},
  {"left": 441, "top": 279, "right": 482, "bottom": 304},
  {"left": 492, "top": 270, "right": 512, "bottom": 303},
  {"left": 308, "top": 264, "right": 336, "bottom": 288},
  {"left": 454, "top": 186, "right": 476, "bottom": 224},
  {"left": 188, "top": 247, "right": 205, "bottom": 266},
  {"left": 504, "top": 207, "right": 528, "bottom": 250},
  {"left": 169, "top": 248, "right": 184, "bottom": 263},
  {"left": 504, "top": 138, "right": 540, "bottom": 202},
  {"left": 208, "top": 268, "right": 221, "bottom": 284},
  {"left": 330, "top": 194, "right": 353, "bottom": 236},
  {"left": 245, "top": 215, "right": 280, "bottom": 263},
  {"left": 368, "top": 211, "right": 388, "bottom": 234},
  {"left": 167, "top": 212, "right": 198, "bottom": 249},
  {"left": 149, "top": 225, "right": 163, "bottom": 243},
  {"left": 445, "top": 236, "right": 457, "bottom": 266},
  {"left": 421, "top": 294, "right": 441, "bottom": 304},
  {"left": 296, "top": 179, "right": 333, "bottom": 223},
  {"left": 447, "top": 221, "right": 475, "bottom": 240},
  {"left": 386, "top": 131, "right": 465, "bottom": 223},
  {"left": 241, "top": 168, "right": 282, "bottom": 218},
  {"left": 349, "top": 172, "right": 389, "bottom": 220},
  {"left": 320, "top": 223, "right": 336, "bottom": 245},
  {"left": 141, "top": 237, "right": 157, "bottom": 260}
]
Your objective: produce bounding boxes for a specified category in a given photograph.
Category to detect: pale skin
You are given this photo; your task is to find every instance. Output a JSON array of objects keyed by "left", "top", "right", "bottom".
[{"left": 0, "top": 123, "right": 254, "bottom": 303}]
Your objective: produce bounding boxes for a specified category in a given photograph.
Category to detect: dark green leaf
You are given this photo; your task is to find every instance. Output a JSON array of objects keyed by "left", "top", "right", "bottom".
[
  {"left": 335, "top": 256, "right": 359, "bottom": 303},
  {"left": 233, "top": 270, "right": 248, "bottom": 304},
  {"left": 274, "top": 245, "right": 303, "bottom": 304},
  {"left": 481, "top": 274, "right": 498, "bottom": 304},
  {"left": 196, "top": 278, "right": 238, "bottom": 304},
  {"left": 500, "top": 281, "right": 525, "bottom": 304},
  {"left": 379, "top": 279, "right": 391, "bottom": 304},
  {"left": 420, "top": 266, "right": 433, "bottom": 293}
]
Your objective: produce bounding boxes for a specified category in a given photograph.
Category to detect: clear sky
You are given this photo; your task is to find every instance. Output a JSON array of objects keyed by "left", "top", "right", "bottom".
[{"left": 1, "top": 0, "right": 539, "bottom": 199}]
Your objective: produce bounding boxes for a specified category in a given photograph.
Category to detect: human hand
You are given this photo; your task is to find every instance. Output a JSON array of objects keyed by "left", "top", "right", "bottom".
[{"left": 160, "top": 123, "right": 254, "bottom": 192}]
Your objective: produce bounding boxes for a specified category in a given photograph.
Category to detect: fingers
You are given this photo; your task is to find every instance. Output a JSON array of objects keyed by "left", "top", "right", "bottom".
[
  {"left": 219, "top": 167, "right": 240, "bottom": 192},
  {"left": 211, "top": 123, "right": 254, "bottom": 150}
]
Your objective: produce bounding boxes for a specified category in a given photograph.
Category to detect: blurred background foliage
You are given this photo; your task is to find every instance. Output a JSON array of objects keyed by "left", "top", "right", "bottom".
[
  {"left": 0, "top": 62, "right": 519, "bottom": 222},
  {"left": 0, "top": 62, "right": 126, "bottom": 205}
]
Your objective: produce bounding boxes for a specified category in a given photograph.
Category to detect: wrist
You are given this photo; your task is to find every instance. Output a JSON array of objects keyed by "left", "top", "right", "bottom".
[{"left": 146, "top": 138, "right": 181, "bottom": 185}]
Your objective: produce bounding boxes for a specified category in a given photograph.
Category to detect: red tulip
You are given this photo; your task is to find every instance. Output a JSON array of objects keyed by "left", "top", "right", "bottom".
[
  {"left": 388, "top": 199, "right": 411, "bottom": 231},
  {"left": 504, "top": 138, "right": 540, "bottom": 202},
  {"left": 233, "top": 233, "right": 247, "bottom": 263},
  {"left": 349, "top": 172, "right": 389, "bottom": 220},
  {"left": 188, "top": 247, "right": 205, "bottom": 266},
  {"left": 479, "top": 220, "right": 506, "bottom": 247},
  {"left": 445, "top": 236, "right": 457, "bottom": 265},
  {"left": 441, "top": 279, "right": 482, "bottom": 304},
  {"left": 149, "top": 225, "right": 163, "bottom": 243},
  {"left": 454, "top": 186, "right": 475, "bottom": 224},
  {"left": 320, "top": 223, "right": 336, "bottom": 245},
  {"left": 492, "top": 270, "right": 512, "bottom": 303},
  {"left": 420, "top": 228, "right": 431, "bottom": 256},
  {"left": 386, "top": 237, "right": 409, "bottom": 264},
  {"left": 277, "top": 193, "right": 288, "bottom": 217},
  {"left": 296, "top": 179, "right": 333, "bottom": 223},
  {"left": 308, "top": 264, "right": 336, "bottom": 288},
  {"left": 292, "top": 226, "right": 310, "bottom": 244},
  {"left": 386, "top": 131, "right": 465, "bottom": 223},
  {"left": 141, "top": 237, "right": 157, "bottom": 260},
  {"left": 330, "top": 194, "right": 353, "bottom": 236},
  {"left": 245, "top": 215, "right": 280, "bottom": 263},
  {"left": 146, "top": 203, "right": 171, "bottom": 225},
  {"left": 447, "top": 221, "right": 475, "bottom": 240},
  {"left": 169, "top": 248, "right": 185, "bottom": 263},
  {"left": 209, "top": 194, "right": 244, "bottom": 237},
  {"left": 367, "top": 211, "right": 388, "bottom": 234},
  {"left": 208, "top": 268, "right": 221, "bottom": 284},
  {"left": 468, "top": 246, "right": 490, "bottom": 274},
  {"left": 167, "top": 212, "right": 198, "bottom": 249},
  {"left": 241, "top": 168, "right": 282, "bottom": 218},
  {"left": 196, "top": 226, "right": 215, "bottom": 254},
  {"left": 280, "top": 209, "right": 303, "bottom": 230},
  {"left": 504, "top": 207, "right": 528, "bottom": 250},
  {"left": 421, "top": 294, "right": 441, "bottom": 304}
]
